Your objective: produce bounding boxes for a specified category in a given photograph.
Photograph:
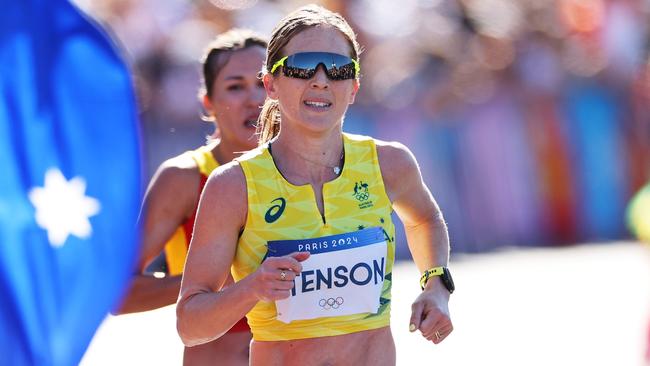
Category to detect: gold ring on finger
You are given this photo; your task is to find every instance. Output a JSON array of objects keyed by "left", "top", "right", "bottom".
[{"left": 280, "top": 270, "right": 287, "bottom": 281}]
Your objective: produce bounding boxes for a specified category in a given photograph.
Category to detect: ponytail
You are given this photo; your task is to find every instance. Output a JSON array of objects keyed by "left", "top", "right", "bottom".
[{"left": 257, "top": 98, "right": 280, "bottom": 145}]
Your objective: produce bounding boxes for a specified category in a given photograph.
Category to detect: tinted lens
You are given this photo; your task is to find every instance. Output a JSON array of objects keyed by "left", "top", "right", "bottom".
[
  {"left": 284, "top": 52, "right": 357, "bottom": 80},
  {"left": 322, "top": 53, "right": 357, "bottom": 80}
]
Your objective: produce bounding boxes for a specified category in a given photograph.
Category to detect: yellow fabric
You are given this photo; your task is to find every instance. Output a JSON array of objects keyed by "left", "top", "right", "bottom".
[
  {"left": 627, "top": 182, "right": 650, "bottom": 244},
  {"left": 163, "top": 144, "right": 219, "bottom": 274},
  {"left": 191, "top": 143, "right": 219, "bottom": 177},
  {"left": 164, "top": 226, "right": 188, "bottom": 276},
  {"left": 234, "top": 133, "right": 396, "bottom": 341}
]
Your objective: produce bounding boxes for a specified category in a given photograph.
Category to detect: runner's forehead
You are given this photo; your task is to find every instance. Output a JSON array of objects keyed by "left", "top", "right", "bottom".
[{"left": 282, "top": 26, "right": 353, "bottom": 57}]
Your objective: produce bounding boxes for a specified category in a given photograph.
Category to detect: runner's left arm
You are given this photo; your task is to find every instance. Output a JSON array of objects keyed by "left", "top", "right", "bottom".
[{"left": 376, "top": 140, "right": 453, "bottom": 344}]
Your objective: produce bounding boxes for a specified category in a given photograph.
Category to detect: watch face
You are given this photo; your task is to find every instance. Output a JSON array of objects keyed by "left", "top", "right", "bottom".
[{"left": 442, "top": 267, "right": 455, "bottom": 294}]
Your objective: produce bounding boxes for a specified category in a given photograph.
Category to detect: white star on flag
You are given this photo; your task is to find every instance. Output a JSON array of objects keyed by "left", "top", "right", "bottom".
[{"left": 28, "top": 168, "right": 101, "bottom": 247}]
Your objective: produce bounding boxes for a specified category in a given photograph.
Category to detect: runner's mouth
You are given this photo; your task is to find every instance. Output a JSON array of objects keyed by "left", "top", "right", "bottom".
[{"left": 303, "top": 100, "right": 332, "bottom": 108}]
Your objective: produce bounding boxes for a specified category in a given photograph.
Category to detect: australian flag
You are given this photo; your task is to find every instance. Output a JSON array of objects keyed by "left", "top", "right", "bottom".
[{"left": 0, "top": 0, "right": 142, "bottom": 365}]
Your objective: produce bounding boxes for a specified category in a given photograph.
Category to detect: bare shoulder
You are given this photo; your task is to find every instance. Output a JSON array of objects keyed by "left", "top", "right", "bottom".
[
  {"left": 200, "top": 160, "right": 248, "bottom": 224},
  {"left": 204, "top": 160, "right": 246, "bottom": 195},
  {"left": 374, "top": 139, "right": 419, "bottom": 180},
  {"left": 152, "top": 151, "right": 202, "bottom": 191},
  {"left": 143, "top": 151, "right": 204, "bottom": 217},
  {"left": 374, "top": 139, "right": 421, "bottom": 201}
]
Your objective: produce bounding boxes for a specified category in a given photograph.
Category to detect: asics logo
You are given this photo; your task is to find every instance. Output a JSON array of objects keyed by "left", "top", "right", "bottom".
[{"left": 264, "top": 197, "right": 286, "bottom": 223}]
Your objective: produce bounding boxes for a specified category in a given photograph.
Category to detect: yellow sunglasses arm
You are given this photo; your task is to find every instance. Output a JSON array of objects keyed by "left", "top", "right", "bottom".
[
  {"left": 352, "top": 59, "right": 360, "bottom": 76},
  {"left": 270, "top": 56, "right": 288, "bottom": 74}
]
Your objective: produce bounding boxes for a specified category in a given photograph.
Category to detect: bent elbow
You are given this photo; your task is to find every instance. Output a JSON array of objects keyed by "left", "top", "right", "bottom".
[
  {"left": 176, "top": 301, "right": 211, "bottom": 347},
  {"left": 176, "top": 303, "right": 195, "bottom": 346},
  {"left": 176, "top": 321, "right": 215, "bottom": 347},
  {"left": 176, "top": 324, "right": 195, "bottom": 347}
]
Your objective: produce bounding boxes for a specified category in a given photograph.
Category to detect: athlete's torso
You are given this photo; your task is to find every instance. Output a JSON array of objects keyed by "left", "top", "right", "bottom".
[
  {"left": 250, "top": 326, "right": 395, "bottom": 366},
  {"left": 234, "top": 133, "right": 396, "bottom": 341}
]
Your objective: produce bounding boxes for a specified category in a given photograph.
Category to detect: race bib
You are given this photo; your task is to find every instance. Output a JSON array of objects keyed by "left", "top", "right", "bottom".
[{"left": 266, "top": 227, "right": 387, "bottom": 324}]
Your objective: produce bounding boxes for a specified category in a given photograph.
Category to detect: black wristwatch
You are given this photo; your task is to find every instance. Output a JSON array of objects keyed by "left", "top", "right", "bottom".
[{"left": 420, "top": 266, "right": 455, "bottom": 294}]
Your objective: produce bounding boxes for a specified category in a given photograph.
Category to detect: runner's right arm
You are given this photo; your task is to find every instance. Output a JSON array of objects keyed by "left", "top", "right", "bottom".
[{"left": 176, "top": 162, "right": 308, "bottom": 346}]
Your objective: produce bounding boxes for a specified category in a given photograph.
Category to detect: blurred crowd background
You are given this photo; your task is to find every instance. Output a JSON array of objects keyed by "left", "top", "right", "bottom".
[{"left": 73, "top": 0, "right": 650, "bottom": 256}]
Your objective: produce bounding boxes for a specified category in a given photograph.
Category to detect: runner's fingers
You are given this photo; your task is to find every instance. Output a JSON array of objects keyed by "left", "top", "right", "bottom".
[
  {"left": 259, "top": 259, "right": 282, "bottom": 275},
  {"left": 426, "top": 333, "right": 444, "bottom": 343},
  {"left": 289, "top": 251, "right": 310, "bottom": 263},
  {"left": 409, "top": 302, "right": 424, "bottom": 332},
  {"left": 441, "top": 324, "right": 453, "bottom": 337},
  {"left": 426, "top": 328, "right": 451, "bottom": 344},
  {"left": 268, "top": 251, "right": 309, "bottom": 274},
  {"left": 424, "top": 321, "right": 453, "bottom": 343},
  {"left": 425, "top": 329, "right": 443, "bottom": 342},
  {"left": 438, "top": 318, "right": 453, "bottom": 331},
  {"left": 261, "top": 266, "right": 282, "bottom": 282},
  {"left": 421, "top": 316, "right": 448, "bottom": 338},
  {"left": 269, "top": 289, "right": 293, "bottom": 300},
  {"left": 272, "top": 256, "right": 304, "bottom": 274},
  {"left": 286, "top": 257, "right": 304, "bottom": 274},
  {"left": 261, "top": 258, "right": 298, "bottom": 277},
  {"left": 277, "top": 269, "right": 297, "bottom": 282},
  {"left": 273, "top": 279, "right": 296, "bottom": 291},
  {"left": 418, "top": 312, "right": 439, "bottom": 335}
]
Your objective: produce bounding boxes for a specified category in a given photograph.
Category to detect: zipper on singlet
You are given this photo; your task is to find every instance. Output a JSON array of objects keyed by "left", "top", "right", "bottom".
[
  {"left": 268, "top": 142, "right": 332, "bottom": 226},
  {"left": 318, "top": 187, "right": 326, "bottom": 225}
]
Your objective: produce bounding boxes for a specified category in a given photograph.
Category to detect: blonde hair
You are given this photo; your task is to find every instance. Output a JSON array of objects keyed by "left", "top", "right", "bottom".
[{"left": 257, "top": 5, "right": 362, "bottom": 145}]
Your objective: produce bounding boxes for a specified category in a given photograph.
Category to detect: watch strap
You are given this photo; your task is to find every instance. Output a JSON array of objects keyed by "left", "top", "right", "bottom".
[{"left": 420, "top": 266, "right": 445, "bottom": 290}]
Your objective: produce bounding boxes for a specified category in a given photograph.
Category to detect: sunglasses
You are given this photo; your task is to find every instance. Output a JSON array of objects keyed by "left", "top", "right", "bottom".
[{"left": 270, "top": 52, "right": 360, "bottom": 81}]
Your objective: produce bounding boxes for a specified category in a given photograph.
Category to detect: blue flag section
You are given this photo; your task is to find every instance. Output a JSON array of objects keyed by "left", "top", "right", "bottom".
[{"left": 0, "top": 0, "right": 141, "bottom": 365}]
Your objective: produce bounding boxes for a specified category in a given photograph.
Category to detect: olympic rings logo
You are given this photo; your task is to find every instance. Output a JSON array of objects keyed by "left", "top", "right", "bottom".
[{"left": 318, "top": 297, "right": 344, "bottom": 310}]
